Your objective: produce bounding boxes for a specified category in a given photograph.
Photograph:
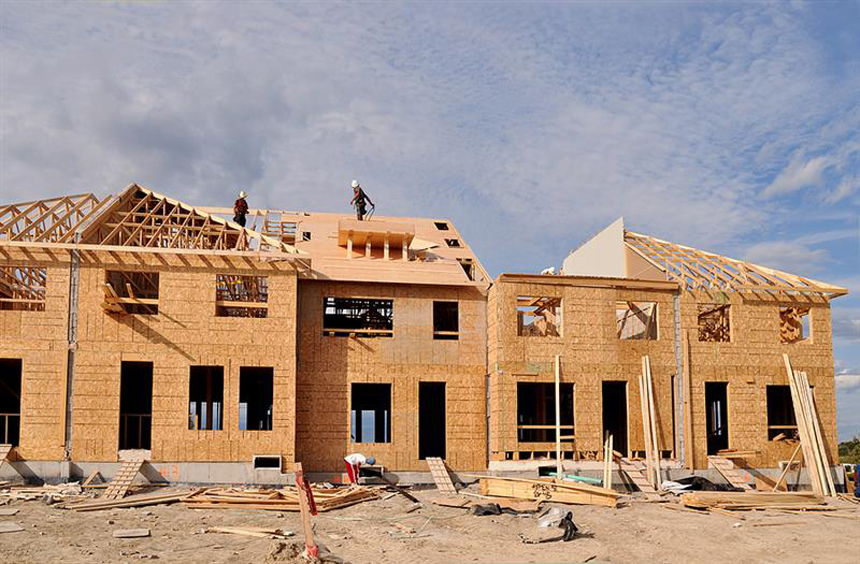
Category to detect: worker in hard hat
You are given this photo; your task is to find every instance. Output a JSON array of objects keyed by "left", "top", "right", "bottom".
[
  {"left": 233, "top": 191, "right": 249, "bottom": 227},
  {"left": 350, "top": 180, "right": 374, "bottom": 221},
  {"left": 344, "top": 452, "right": 376, "bottom": 484}
]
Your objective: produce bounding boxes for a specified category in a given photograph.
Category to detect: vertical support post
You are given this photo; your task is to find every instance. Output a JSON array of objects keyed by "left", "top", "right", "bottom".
[
  {"left": 384, "top": 232, "right": 390, "bottom": 260},
  {"left": 365, "top": 238, "right": 371, "bottom": 258},
  {"left": 346, "top": 233, "right": 353, "bottom": 259},
  {"left": 554, "top": 354, "right": 561, "bottom": 477},
  {"left": 402, "top": 236, "right": 408, "bottom": 261},
  {"left": 673, "top": 292, "right": 684, "bottom": 467},
  {"left": 646, "top": 356, "right": 660, "bottom": 486},
  {"left": 63, "top": 245, "right": 80, "bottom": 459},
  {"left": 683, "top": 330, "right": 694, "bottom": 470}
]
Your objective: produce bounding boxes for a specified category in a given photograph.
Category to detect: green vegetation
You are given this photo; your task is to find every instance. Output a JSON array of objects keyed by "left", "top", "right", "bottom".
[{"left": 838, "top": 436, "right": 860, "bottom": 465}]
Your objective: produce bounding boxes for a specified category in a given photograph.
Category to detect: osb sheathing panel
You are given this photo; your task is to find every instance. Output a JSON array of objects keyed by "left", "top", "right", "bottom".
[
  {"left": 488, "top": 280, "right": 677, "bottom": 458},
  {"left": 71, "top": 251, "right": 298, "bottom": 468},
  {"left": 682, "top": 291, "right": 837, "bottom": 469},
  {"left": 0, "top": 249, "right": 70, "bottom": 460},
  {"left": 295, "top": 281, "right": 487, "bottom": 472}
]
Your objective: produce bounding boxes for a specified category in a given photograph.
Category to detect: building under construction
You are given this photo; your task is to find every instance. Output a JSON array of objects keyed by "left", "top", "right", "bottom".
[{"left": 0, "top": 186, "right": 848, "bottom": 488}]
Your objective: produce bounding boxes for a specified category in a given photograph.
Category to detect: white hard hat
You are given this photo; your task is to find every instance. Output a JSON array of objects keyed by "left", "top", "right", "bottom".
[
  {"left": 239, "top": 191, "right": 247, "bottom": 198},
  {"left": 351, "top": 180, "right": 360, "bottom": 188}
]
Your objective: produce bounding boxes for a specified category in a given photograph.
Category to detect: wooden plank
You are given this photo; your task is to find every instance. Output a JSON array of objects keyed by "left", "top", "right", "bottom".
[
  {"left": 102, "top": 459, "right": 145, "bottom": 500},
  {"left": 784, "top": 355, "right": 823, "bottom": 496},
  {"left": 802, "top": 372, "right": 836, "bottom": 496},
  {"left": 618, "top": 457, "right": 657, "bottom": 494},
  {"left": 479, "top": 477, "right": 617, "bottom": 508},
  {"left": 707, "top": 456, "right": 753, "bottom": 490},
  {"left": 554, "top": 354, "right": 562, "bottom": 478}
]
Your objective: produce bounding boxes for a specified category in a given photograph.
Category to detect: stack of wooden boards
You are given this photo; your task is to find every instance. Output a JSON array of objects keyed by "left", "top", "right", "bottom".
[
  {"left": 639, "top": 355, "right": 660, "bottom": 489},
  {"left": 783, "top": 354, "right": 837, "bottom": 497},
  {"left": 476, "top": 475, "right": 622, "bottom": 508},
  {"left": 183, "top": 485, "right": 379, "bottom": 512},
  {"left": 1, "top": 482, "right": 85, "bottom": 502},
  {"left": 680, "top": 491, "right": 825, "bottom": 511},
  {"left": 602, "top": 435, "right": 614, "bottom": 489}
]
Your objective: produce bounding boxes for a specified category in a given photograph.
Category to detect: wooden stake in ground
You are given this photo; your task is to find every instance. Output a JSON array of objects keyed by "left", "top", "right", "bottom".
[{"left": 294, "top": 463, "right": 319, "bottom": 560}]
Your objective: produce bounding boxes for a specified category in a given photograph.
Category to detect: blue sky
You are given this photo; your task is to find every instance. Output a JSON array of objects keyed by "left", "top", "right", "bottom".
[{"left": 1, "top": 2, "right": 858, "bottom": 437}]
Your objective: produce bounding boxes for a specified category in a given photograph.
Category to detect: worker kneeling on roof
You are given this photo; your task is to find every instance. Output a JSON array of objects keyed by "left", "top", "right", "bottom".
[{"left": 344, "top": 452, "right": 375, "bottom": 484}]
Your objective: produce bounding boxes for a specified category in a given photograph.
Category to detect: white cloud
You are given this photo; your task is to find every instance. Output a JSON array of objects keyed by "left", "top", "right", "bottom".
[
  {"left": 742, "top": 240, "right": 830, "bottom": 273},
  {"left": 762, "top": 154, "right": 830, "bottom": 198},
  {"left": 826, "top": 175, "right": 860, "bottom": 203},
  {"left": 836, "top": 372, "right": 860, "bottom": 393}
]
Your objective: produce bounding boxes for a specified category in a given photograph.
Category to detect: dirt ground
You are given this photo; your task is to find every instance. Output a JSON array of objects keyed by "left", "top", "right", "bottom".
[{"left": 1, "top": 486, "right": 858, "bottom": 564}]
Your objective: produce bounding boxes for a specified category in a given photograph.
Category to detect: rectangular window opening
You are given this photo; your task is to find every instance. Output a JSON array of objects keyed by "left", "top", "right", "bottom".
[
  {"left": 433, "top": 301, "right": 459, "bottom": 340},
  {"left": 434, "top": 222, "right": 449, "bottom": 231},
  {"left": 253, "top": 455, "right": 282, "bottom": 469},
  {"left": 780, "top": 306, "right": 811, "bottom": 344},
  {"left": 105, "top": 271, "right": 159, "bottom": 315},
  {"left": 766, "top": 385, "right": 797, "bottom": 440},
  {"left": 616, "top": 301, "right": 657, "bottom": 340},
  {"left": 517, "top": 296, "right": 562, "bottom": 337},
  {"left": 516, "top": 382, "right": 574, "bottom": 442},
  {"left": 0, "top": 359, "right": 22, "bottom": 446},
  {"left": 445, "top": 238, "right": 461, "bottom": 248},
  {"left": 458, "top": 259, "right": 475, "bottom": 281},
  {"left": 0, "top": 266, "right": 46, "bottom": 312},
  {"left": 239, "top": 367, "right": 273, "bottom": 431},
  {"left": 119, "top": 361, "right": 152, "bottom": 450},
  {"left": 698, "top": 304, "right": 730, "bottom": 342},
  {"left": 188, "top": 366, "right": 224, "bottom": 430},
  {"left": 216, "top": 274, "right": 268, "bottom": 318},
  {"left": 323, "top": 297, "right": 393, "bottom": 338},
  {"left": 351, "top": 383, "right": 391, "bottom": 443}
]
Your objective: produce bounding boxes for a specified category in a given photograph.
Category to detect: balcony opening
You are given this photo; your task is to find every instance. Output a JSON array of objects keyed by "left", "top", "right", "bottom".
[
  {"left": 323, "top": 297, "right": 393, "bottom": 338},
  {"left": 119, "top": 361, "right": 152, "bottom": 450},
  {"left": 0, "top": 359, "right": 22, "bottom": 446}
]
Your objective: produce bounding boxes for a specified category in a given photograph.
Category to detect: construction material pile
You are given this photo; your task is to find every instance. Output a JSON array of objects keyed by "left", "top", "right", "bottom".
[
  {"left": 478, "top": 476, "right": 622, "bottom": 508},
  {"left": 1, "top": 482, "right": 88, "bottom": 503},
  {"left": 183, "top": 484, "right": 379, "bottom": 512},
  {"left": 680, "top": 491, "right": 826, "bottom": 511}
]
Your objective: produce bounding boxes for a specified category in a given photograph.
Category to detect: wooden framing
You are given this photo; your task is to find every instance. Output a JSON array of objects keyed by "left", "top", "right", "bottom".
[
  {"left": 625, "top": 231, "right": 847, "bottom": 299},
  {"left": 0, "top": 193, "right": 107, "bottom": 243}
]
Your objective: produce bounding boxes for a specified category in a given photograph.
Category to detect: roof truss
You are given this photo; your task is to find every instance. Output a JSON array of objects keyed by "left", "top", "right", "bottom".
[
  {"left": 79, "top": 185, "right": 300, "bottom": 254},
  {"left": 624, "top": 231, "right": 847, "bottom": 299},
  {"left": 0, "top": 193, "right": 106, "bottom": 243}
]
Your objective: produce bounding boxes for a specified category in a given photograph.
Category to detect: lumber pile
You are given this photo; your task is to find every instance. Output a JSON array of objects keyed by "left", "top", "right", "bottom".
[
  {"left": 783, "top": 355, "right": 837, "bottom": 497},
  {"left": 639, "top": 356, "right": 660, "bottom": 489},
  {"left": 477, "top": 476, "right": 621, "bottom": 508},
  {"left": 680, "top": 491, "right": 825, "bottom": 511},
  {"left": 66, "top": 490, "right": 195, "bottom": 511},
  {"left": 1, "top": 482, "right": 87, "bottom": 502},
  {"left": 183, "top": 485, "right": 379, "bottom": 512}
]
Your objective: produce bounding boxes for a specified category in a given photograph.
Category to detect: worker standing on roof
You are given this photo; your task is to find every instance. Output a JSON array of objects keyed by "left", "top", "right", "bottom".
[
  {"left": 344, "top": 452, "right": 376, "bottom": 484},
  {"left": 350, "top": 180, "right": 374, "bottom": 221},
  {"left": 233, "top": 191, "right": 249, "bottom": 227}
]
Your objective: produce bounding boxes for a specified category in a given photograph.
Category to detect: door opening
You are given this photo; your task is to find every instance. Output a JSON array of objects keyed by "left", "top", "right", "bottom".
[
  {"left": 705, "top": 382, "right": 729, "bottom": 454},
  {"left": 0, "top": 359, "right": 22, "bottom": 446},
  {"left": 602, "top": 381, "right": 628, "bottom": 455},
  {"left": 419, "top": 382, "right": 446, "bottom": 460},
  {"left": 119, "top": 361, "right": 152, "bottom": 450}
]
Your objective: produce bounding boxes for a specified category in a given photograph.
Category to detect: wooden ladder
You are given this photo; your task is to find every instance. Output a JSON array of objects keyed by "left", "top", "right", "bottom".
[
  {"left": 102, "top": 458, "right": 145, "bottom": 500},
  {"left": 708, "top": 456, "right": 753, "bottom": 490},
  {"left": 425, "top": 457, "right": 457, "bottom": 495},
  {"left": 618, "top": 457, "right": 657, "bottom": 494}
]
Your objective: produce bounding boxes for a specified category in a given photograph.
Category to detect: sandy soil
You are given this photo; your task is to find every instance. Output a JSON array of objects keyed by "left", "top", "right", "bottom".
[{"left": 1, "top": 487, "right": 858, "bottom": 564}]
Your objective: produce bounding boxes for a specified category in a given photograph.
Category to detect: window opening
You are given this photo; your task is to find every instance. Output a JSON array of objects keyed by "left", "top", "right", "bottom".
[
  {"left": 517, "top": 296, "right": 562, "bottom": 337},
  {"left": 766, "top": 385, "right": 797, "bottom": 440},
  {"left": 0, "top": 266, "right": 46, "bottom": 311},
  {"left": 458, "top": 259, "right": 475, "bottom": 281},
  {"left": 104, "top": 271, "right": 159, "bottom": 315},
  {"left": 698, "top": 304, "right": 730, "bottom": 342},
  {"left": 516, "top": 382, "right": 574, "bottom": 443},
  {"left": 323, "top": 297, "right": 393, "bottom": 337},
  {"left": 119, "top": 361, "right": 152, "bottom": 450},
  {"left": 239, "top": 367, "right": 273, "bottom": 431},
  {"left": 780, "top": 307, "right": 810, "bottom": 344},
  {"left": 189, "top": 366, "right": 224, "bottom": 430},
  {"left": 434, "top": 222, "right": 449, "bottom": 231},
  {"left": 433, "top": 301, "right": 459, "bottom": 340},
  {"left": 445, "top": 238, "right": 461, "bottom": 248},
  {"left": 216, "top": 274, "right": 268, "bottom": 318},
  {"left": 351, "top": 383, "right": 391, "bottom": 443},
  {"left": 616, "top": 301, "right": 657, "bottom": 340},
  {"left": 0, "top": 359, "right": 22, "bottom": 446}
]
